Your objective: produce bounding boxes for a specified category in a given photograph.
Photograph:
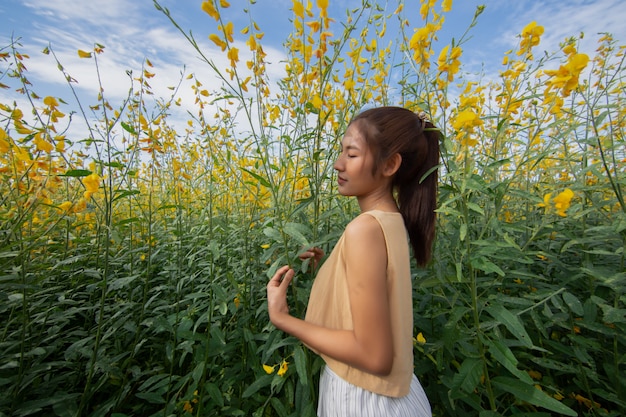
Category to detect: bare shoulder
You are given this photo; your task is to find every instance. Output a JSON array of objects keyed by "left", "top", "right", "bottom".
[{"left": 344, "top": 213, "right": 384, "bottom": 246}]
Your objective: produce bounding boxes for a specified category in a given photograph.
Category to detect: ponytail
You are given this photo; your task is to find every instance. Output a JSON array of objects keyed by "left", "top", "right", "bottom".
[{"left": 397, "top": 121, "right": 440, "bottom": 267}]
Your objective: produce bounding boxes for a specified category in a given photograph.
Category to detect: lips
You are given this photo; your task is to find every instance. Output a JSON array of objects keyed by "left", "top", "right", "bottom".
[{"left": 337, "top": 176, "right": 346, "bottom": 186}]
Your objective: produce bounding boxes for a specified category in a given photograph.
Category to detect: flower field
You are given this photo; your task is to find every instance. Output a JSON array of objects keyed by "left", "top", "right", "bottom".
[{"left": 1, "top": 0, "right": 625, "bottom": 416}]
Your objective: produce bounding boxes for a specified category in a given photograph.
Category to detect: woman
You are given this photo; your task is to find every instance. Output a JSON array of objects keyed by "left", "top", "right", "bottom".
[{"left": 267, "top": 107, "right": 439, "bottom": 416}]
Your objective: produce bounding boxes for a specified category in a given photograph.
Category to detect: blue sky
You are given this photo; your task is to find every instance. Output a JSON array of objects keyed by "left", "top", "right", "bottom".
[{"left": 2, "top": 0, "right": 625, "bottom": 133}]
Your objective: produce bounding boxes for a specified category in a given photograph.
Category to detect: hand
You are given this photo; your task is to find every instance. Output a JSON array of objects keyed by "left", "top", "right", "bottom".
[
  {"left": 298, "top": 247, "right": 324, "bottom": 271},
  {"left": 267, "top": 265, "right": 295, "bottom": 328}
]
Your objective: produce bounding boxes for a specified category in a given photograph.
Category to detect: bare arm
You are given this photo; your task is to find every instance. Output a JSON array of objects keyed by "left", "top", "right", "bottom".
[{"left": 267, "top": 215, "right": 393, "bottom": 375}]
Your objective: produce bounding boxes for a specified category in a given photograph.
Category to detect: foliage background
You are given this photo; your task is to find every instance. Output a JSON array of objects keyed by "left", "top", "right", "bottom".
[{"left": 1, "top": 0, "right": 624, "bottom": 416}]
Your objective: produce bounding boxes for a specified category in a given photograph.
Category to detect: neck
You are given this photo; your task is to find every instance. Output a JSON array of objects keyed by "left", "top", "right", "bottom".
[{"left": 357, "top": 193, "right": 398, "bottom": 213}]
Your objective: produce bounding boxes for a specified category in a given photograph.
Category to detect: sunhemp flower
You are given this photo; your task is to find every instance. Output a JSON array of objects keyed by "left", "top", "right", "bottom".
[
  {"left": 83, "top": 173, "right": 101, "bottom": 199},
  {"left": 33, "top": 132, "right": 53, "bottom": 153},
  {"left": 409, "top": 22, "right": 441, "bottom": 73},
  {"left": 544, "top": 52, "right": 590, "bottom": 97},
  {"left": 552, "top": 188, "right": 574, "bottom": 217},
  {"left": 518, "top": 21, "right": 544, "bottom": 59},
  {"left": 263, "top": 364, "right": 276, "bottom": 374},
  {"left": 452, "top": 108, "right": 483, "bottom": 147},
  {"left": 437, "top": 44, "right": 462, "bottom": 82},
  {"left": 201, "top": 1, "right": 219, "bottom": 21},
  {"left": 537, "top": 188, "right": 574, "bottom": 217},
  {"left": 277, "top": 359, "right": 289, "bottom": 377}
]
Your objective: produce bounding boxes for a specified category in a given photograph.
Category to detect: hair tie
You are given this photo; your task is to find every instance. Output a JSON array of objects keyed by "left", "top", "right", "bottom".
[{"left": 417, "top": 110, "right": 429, "bottom": 129}]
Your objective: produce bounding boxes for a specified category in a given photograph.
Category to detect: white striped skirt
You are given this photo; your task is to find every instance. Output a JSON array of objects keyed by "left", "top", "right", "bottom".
[{"left": 317, "top": 366, "right": 432, "bottom": 417}]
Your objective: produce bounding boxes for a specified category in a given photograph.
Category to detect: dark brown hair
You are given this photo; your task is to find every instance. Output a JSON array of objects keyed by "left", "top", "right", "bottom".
[{"left": 351, "top": 106, "right": 440, "bottom": 267}]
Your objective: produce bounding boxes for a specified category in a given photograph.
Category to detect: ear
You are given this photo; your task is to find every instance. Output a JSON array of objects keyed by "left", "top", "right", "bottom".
[{"left": 382, "top": 153, "right": 402, "bottom": 177}]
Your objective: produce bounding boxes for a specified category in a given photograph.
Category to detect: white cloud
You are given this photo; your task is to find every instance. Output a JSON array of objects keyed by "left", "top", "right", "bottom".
[{"left": 1, "top": 0, "right": 291, "bottom": 140}]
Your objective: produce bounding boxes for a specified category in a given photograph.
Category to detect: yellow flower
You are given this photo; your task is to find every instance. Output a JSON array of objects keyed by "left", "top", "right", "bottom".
[
  {"left": 311, "top": 94, "right": 322, "bottom": 110},
  {"left": 83, "top": 173, "right": 101, "bottom": 199},
  {"left": 260, "top": 243, "right": 270, "bottom": 249},
  {"left": 183, "top": 401, "right": 193, "bottom": 414},
  {"left": 292, "top": 0, "right": 304, "bottom": 19},
  {"left": 452, "top": 108, "right": 483, "bottom": 146},
  {"left": 518, "top": 21, "right": 544, "bottom": 59},
  {"left": 57, "top": 201, "right": 73, "bottom": 212},
  {"left": 222, "top": 21, "right": 234, "bottom": 43},
  {"left": 409, "top": 22, "right": 440, "bottom": 72},
  {"left": 201, "top": 0, "right": 219, "bottom": 20},
  {"left": 277, "top": 360, "right": 289, "bottom": 377},
  {"left": 77, "top": 49, "right": 92, "bottom": 58},
  {"left": 415, "top": 332, "right": 426, "bottom": 345},
  {"left": 227, "top": 47, "right": 239, "bottom": 67},
  {"left": 263, "top": 364, "right": 276, "bottom": 374},
  {"left": 552, "top": 188, "right": 574, "bottom": 217},
  {"left": 43, "top": 96, "right": 59, "bottom": 108},
  {"left": 209, "top": 34, "right": 227, "bottom": 51},
  {"left": 437, "top": 45, "right": 462, "bottom": 82},
  {"left": 453, "top": 109, "right": 481, "bottom": 131},
  {"left": 34, "top": 132, "right": 54, "bottom": 153},
  {"left": 0, "top": 128, "right": 10, "bottom": 154}
]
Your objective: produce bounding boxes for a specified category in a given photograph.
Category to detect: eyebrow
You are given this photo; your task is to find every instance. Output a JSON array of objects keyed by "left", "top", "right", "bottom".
[{"left": 341, "top": 143, "right": 361, "bottom": 151}]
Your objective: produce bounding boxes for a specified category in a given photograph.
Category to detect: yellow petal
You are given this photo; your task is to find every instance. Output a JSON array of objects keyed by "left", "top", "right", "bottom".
[
  {"left": 77, "top": 49, "right": 92, "bottom": 58},
  {"left": 293, "top": 0, "right": 304, "bottom": 19},
  {"left": 43, "top": 96, "right": 59, "bottom": 107},
  {"left": 201, "top": 1, "right": 219, "bottom": 20}
]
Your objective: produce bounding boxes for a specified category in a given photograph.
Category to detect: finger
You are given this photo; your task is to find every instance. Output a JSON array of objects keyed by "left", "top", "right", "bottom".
[
  {"left": 280, "top": 268, "right": 295, "bottom": 287},
  {"left": 269, "top": 265, "right": 290, "bottom": 285}
]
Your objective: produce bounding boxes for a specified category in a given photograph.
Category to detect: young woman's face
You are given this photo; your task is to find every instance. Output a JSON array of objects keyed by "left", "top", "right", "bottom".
[{"left": 333, "top": 123, "right": 385, "bottom": 198}]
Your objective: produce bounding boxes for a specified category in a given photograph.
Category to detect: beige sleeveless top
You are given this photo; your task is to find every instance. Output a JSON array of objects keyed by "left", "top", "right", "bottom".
[{"left": 304, "top": 210, "right": 414, "bottom": 397}]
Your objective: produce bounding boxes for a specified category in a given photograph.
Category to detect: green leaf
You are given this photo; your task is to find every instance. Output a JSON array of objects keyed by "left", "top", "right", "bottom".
[
  {"left": 460, "top": 223, "right": 467, "bottom": 241},
  {"left": 59, "top": 169, "right": 92, "bottom": 177},
  {"left": 205, "top": 382, "right": 224, "bottom": 407},
  {"left": 561, "top": 291, "right": 584, "bottom": 316},
  {"left": 452, "top": 357, "right": 483, "bottom": 394},
  {"left": 485, "top": 304, "right": 532, "bottom": 348},
  {"left": 121, "top": 121, "right": 137, "bottom": 135},
  {"left": 270, "top": 397, "right": 290, "bottom": 417},
  {"left": 242, "top": 374, "right": 273, "bottom": 398},
  {"left": 263, "top": 226, "right": 283, "bottom": 243},
  {"left": 113, "top": 189, "right": 140, "bottom": 202},
  {"left": 283, "top": 222, "right": 310, "bottom": 247},
  {"left": 294, "top": 345, "right": 308, "bottom": 386},
  {"left": 492, "top": 377, "right": 577, "bottom": 416},
  {"left": 241, "top": 167, "right": 271, "bottom": 188},
  {"left": 192, "top": 361, "right": 205, "bottom": 385},
  {"left": 485, "top": 339, "right": 533, "bottom": 384},
  {"left": 467, "top": 202, "right": 485, "bottom": 215},
  {"left": 471, "top": 256, "right": 505, "bottom": 277},
  {"left": 135, "top": 392, "right": 166, "bottom": 404}
]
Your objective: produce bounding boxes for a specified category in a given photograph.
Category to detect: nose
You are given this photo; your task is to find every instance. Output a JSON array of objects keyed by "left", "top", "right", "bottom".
[{"left": 333, "top": 154, "right": 343, "bottom": 172}]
